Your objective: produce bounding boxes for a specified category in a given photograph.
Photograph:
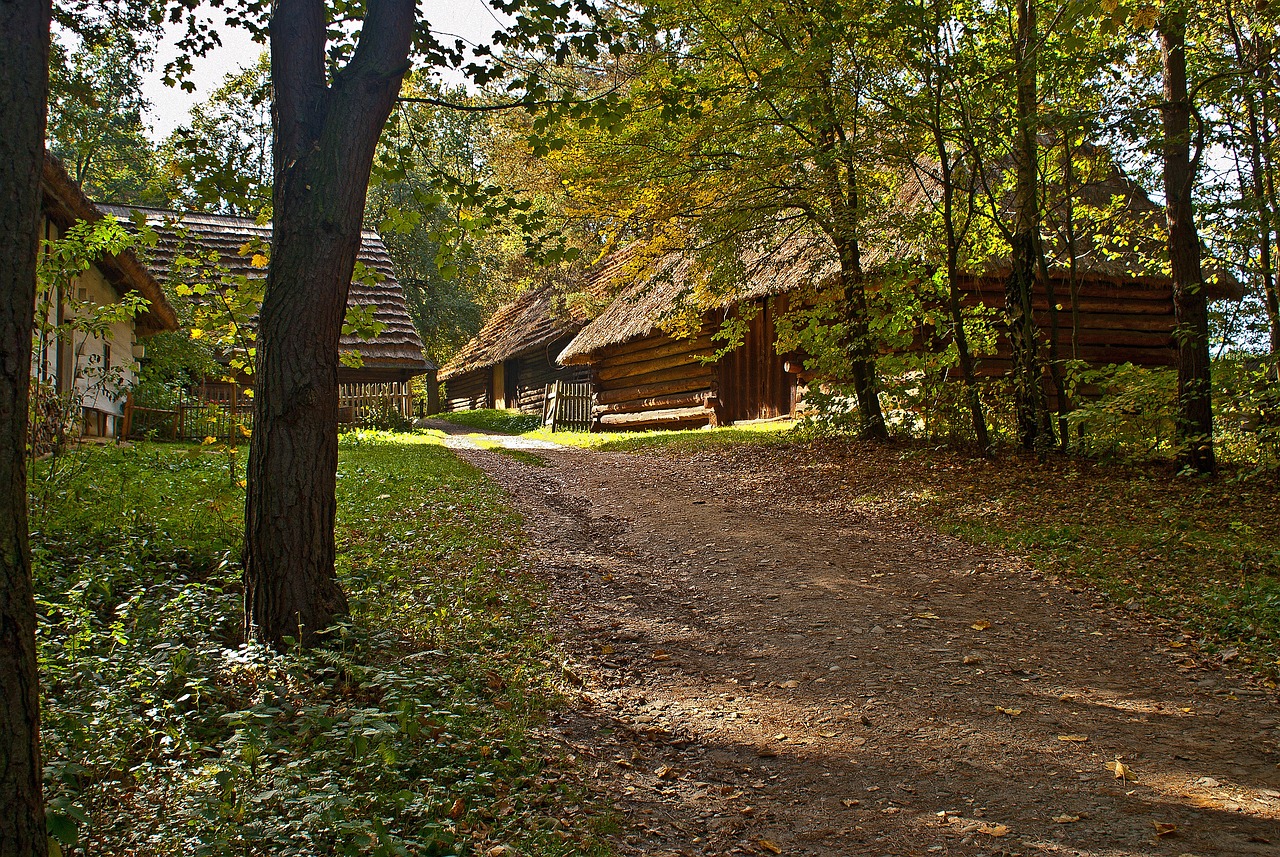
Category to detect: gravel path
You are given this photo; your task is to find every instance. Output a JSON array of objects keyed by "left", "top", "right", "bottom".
[{"left": 449, "top": 438, "right": 1280, "bottom": 857}]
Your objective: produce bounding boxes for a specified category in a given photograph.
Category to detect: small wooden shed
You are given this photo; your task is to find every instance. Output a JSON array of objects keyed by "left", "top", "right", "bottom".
[{"left": 437, "top": 284, "right": 592, "bottom": 414}]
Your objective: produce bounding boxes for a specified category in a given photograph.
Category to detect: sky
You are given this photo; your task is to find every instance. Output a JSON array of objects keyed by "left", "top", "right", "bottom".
[{"left": 140, "top": 0, "right": 510, "bottom": 140}]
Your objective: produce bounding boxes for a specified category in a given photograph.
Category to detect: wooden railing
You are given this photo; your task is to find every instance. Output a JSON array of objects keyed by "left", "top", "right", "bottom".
[{"left": 125, "top": 381, "right": 416, "bottom": 441}]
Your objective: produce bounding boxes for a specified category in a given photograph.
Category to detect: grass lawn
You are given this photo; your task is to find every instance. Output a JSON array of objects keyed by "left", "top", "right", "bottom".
[{"left": 31, "top": 433, "right": 612, "bottom": 857}]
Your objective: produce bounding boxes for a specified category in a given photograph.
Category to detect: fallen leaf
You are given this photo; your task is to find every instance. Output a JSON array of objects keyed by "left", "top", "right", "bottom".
[
  {"left": 448, "top": 798, "right": 465, "bottom": 819},
  {"left": 977, "top": 823, "right": 1009, "bottom": 837},
  {"left": 915, "top": 612, "right": 942, "bottom": 620},
  {"left": 600, "top": 644, "right": 614, "bottom": 655},
  {"left": 757, "top": 838, "right": 783, "bottom": 854},
  {"left": 971, "top": 620, "right": 992, "bottom": 631},
  {"left": 1053, "top": 814, "right": 1081, "bottom": 824},
  {"left": 996, "top": 706, "right": 1022, "bottom": 717},
  {"left": 778, "top": 680, "right": 800, "bottom": 689},
  {"left": 820, "top": 731, "right": 837, "bottom": 738},
  {"left": 1153, "top": 821, "right": 1177, "bottom": 837},
  {"left": 1168, "top": 641, "right": 1186, "bottom": 648},
  {"left": 849, "top": 736, "right": 867, "bottom": 746},
  {"left": 1106, "top": 760, "right": 1134, "bottom": 782},
  {"left": 1058, "top": 734, "right": 1090, "bottom": 742},
  {"left": 655, "top": 765, "right": 678, "bottom": 779},
  {"left": 841, "top": 798, "right": 860, "bottom": 807},
  {"left": 651, "top": 651, "right": 671, "bottom": 662}
]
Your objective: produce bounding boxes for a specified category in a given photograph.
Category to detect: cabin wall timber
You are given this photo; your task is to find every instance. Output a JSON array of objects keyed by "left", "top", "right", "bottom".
[
  {"left": 586, "top": 296, "right": 796, "bottom": 431},
  {"left": 444, "top": 333, "right": 585, "bottom": 415}
]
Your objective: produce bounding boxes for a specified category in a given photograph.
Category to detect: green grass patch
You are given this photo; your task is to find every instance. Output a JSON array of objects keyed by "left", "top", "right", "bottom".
[
  {"left": 32, "top": 433, "right": 612, "bottom": 856},
  {"left": 433, "top": 409, "right": 542, "bottom": 435},
  {"left": 524, "top": 420, "right": 799, "bottom": 452}
]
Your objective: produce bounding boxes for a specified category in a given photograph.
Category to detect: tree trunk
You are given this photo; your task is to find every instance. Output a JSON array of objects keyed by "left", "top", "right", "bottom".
[
  {"left": 0, "top": 0, "right": 52, "bottom": 853},
  {"left": 244, "top": 0, "right": 416, "bottom": 647},
  {"left": 1159, "top": 8, "right": 1215, "bottom": 474},
  {"left": 1007, "top": 0, "right": 1049, "bottom": 450},
  {"left": 836, "top": 237, "right": 889, "bottom": 440}
]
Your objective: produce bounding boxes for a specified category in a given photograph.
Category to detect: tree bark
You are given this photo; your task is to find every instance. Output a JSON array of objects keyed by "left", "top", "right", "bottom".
[
  {"left": 1159, "top": 7, "right": 1215, "bottom": 474},
  {"left": 0, "top": 0, "right": 52, "bottom": 853},
  {"left": 1007, "top": 0, "right": 1050, "bottom": 450},
  {"left": 244, "top": 0, "right": 416, "bottom": 647}
]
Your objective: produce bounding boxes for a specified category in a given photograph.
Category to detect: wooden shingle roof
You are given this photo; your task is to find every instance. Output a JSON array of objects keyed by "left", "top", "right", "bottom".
[
  {"left": 41, "top": 155, "right": 178, "bottom": 335},
  {"left": 99, "top": 205, "right": 431, "bottom": 378}
]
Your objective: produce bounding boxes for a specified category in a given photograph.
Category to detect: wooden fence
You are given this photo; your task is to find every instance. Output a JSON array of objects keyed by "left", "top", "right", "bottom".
[
  {"left": 542, "top": 379, "right": 593, "bottom": 432},
  {"left": 338, "top": 381, "right": 415, "bottom": 424},
  {"left": 125, "top": 381, "right": 416, "bottom": 442}
]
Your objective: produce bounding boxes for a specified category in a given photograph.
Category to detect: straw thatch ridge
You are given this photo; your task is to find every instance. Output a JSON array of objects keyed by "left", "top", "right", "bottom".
[
  {"left": 559, "top": 151, "right": 1242, "bottom": 364},
  {"left": 100, "top": 205, "right": 430, "bottom": 379},
  {"left": 41, "top": 155, "right": 178, "bottom": 334},
  {"left": 437, "top": 248, "right": 640, "bottom": 381}
]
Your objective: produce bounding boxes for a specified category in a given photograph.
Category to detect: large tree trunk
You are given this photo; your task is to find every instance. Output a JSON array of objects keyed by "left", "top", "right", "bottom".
[
  {"left": 1159, "top": 8, "right": 1215, "bottom": 474},
  {"left": 0, "top": 0, "right": 52, "bottom": 853},
  {"left": 244, "top": 0, "right": 415, "bottom": 647},
  {"left": 1007, "top": 0, "right": 1050, "bottom": 450}
]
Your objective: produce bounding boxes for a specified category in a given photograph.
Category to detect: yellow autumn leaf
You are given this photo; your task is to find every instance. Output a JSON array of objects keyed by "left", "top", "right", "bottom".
[
  {"left": 1058, "top": 734, "right": 1090, "bottom": 742},
  {"left": 250, "top": 253, "right": 269, "bottom": 268},
  {"left": 202, "top": 436, "right": 217, "bottom": 445},
  {"left": 600, "top": 643, "right": 614, "bottom": 655},
  {"left": 1153, "top": 821, "right": 1177, "bottom": 837},
  {"left": 190, "top": 328, "right": 204, "bottom": 339},
  {"left": 971, "top": 620, "right": 991, "bottom": 631},
  {"left": 1053, "top": 814, "right": 1081, "bottom": 824},
  {"left": 977, "top": 824, "right": 1009, "bottom": 837},
  {"left": 757, "top": 839, "right": 783, "bottom": 854},
  {"left": 915, "top": 612, "right": 942, "bottom": 620},
  {"left": 996, "top": 706, "right": 1022, "bottom": 717}
]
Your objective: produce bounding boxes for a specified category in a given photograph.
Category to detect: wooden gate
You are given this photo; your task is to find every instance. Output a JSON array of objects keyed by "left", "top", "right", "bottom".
[{"left": 542, "top": 379, "right": 593, "bottom": 432}]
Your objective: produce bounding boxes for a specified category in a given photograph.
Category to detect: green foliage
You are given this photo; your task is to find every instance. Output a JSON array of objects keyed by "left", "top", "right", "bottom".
[
  {"left": 163, "top": 53, "right": 273, "bottom": 218},
  {"left": 33, "top": 438, "right": 612, "bottom": 856},
  {"left": 48, "top": 32, "right": 170, "bottom": 206},
  {"left": 433, "top": 409, "right": 543, "bottom": 435}
]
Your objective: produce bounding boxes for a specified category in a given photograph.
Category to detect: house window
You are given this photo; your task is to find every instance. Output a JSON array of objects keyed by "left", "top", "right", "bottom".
[{"left": 103, "top": 343, "right": 111, "bottom": 369}]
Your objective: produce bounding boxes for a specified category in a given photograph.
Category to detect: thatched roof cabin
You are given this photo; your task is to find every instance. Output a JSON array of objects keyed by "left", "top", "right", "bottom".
[
  {"left": 436, "top": 251, "right": 639, "bottom": 414},
  {"left": 100, "top": 205, "right": 431, "bottom": 384},
  {"left": 559, "top": 157, "right": 1242, "bottom": 431}
]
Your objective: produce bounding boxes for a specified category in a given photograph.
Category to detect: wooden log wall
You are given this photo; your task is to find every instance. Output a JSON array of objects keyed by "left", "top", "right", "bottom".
[
  {"left": 589, "top": 328, "right": 720, "bottom": 430},
  {"left": 509, "top": 336, "right": 586, "bottom": 415},
  {"left": 444, "top": 370, "right": 491, "bottom": 412},
  {"left": 958, "top": 276, "right": 1178, "bottom": 371}
]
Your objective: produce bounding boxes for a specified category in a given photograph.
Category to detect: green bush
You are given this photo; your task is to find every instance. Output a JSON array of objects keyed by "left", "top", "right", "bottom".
[{"left": 432, "top": 409, "right": 541, "bottom": 434}]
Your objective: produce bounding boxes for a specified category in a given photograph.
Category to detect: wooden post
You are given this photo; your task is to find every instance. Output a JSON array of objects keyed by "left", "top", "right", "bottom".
[{"left": 122, "top": 391, "right": 134, "bottom": 440}]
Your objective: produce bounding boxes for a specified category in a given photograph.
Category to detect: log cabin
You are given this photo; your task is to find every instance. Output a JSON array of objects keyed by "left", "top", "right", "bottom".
[
  {"left": 34, "top": 155, "right": 179, "bottom": 440},
  {"left": 558, "top": 159, "right": 1243, "bottom": 431},
  {"left": 435, "top": 251, "right": 640, "bottom": 415},
  {"left": 101, "top": 205, "right": 434, "bottom": 420}
]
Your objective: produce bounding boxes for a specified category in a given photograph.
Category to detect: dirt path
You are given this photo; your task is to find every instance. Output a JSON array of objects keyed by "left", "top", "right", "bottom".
[{"left": 450, "top": 438, "right": 1280, "bottom": 857}]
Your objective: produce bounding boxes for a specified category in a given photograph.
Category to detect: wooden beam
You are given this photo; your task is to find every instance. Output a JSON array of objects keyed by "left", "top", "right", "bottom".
[
  {"left": 598, "top": 405, "right": 713, "bottom": 430},
  {"left": 595, "top": 377, "right": 716, "bottom": 405}
]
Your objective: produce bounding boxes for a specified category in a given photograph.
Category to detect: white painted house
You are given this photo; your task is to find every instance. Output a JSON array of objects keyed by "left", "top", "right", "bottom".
[{"left": 32, "top": 155, "right": 177, "bottom": 439}]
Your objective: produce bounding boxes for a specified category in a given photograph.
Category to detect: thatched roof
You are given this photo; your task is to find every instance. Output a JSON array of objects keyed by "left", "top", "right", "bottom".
[
  {"left": 100, "top": 205, "right": 431, "bottom": 378},
  {"left": 558, "top": 240, "right": 833, "bottom": 364},
  {"left": 437, "top": 250, "right": 636, "bottom": 381},
  {"left": 41, "top": 155, "right": 178, "bottom": 335},
  {"left": 560, "top": 151, "right": 1242, "bottom": 364}
]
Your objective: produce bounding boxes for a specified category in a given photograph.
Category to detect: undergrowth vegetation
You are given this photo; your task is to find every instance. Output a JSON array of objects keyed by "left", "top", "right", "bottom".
[
  {"left": 31, "top": 434, "right": 610, "bottom": 857},
  {"left": 431, "top": 409, "right": 542, "bottom": 435}
]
